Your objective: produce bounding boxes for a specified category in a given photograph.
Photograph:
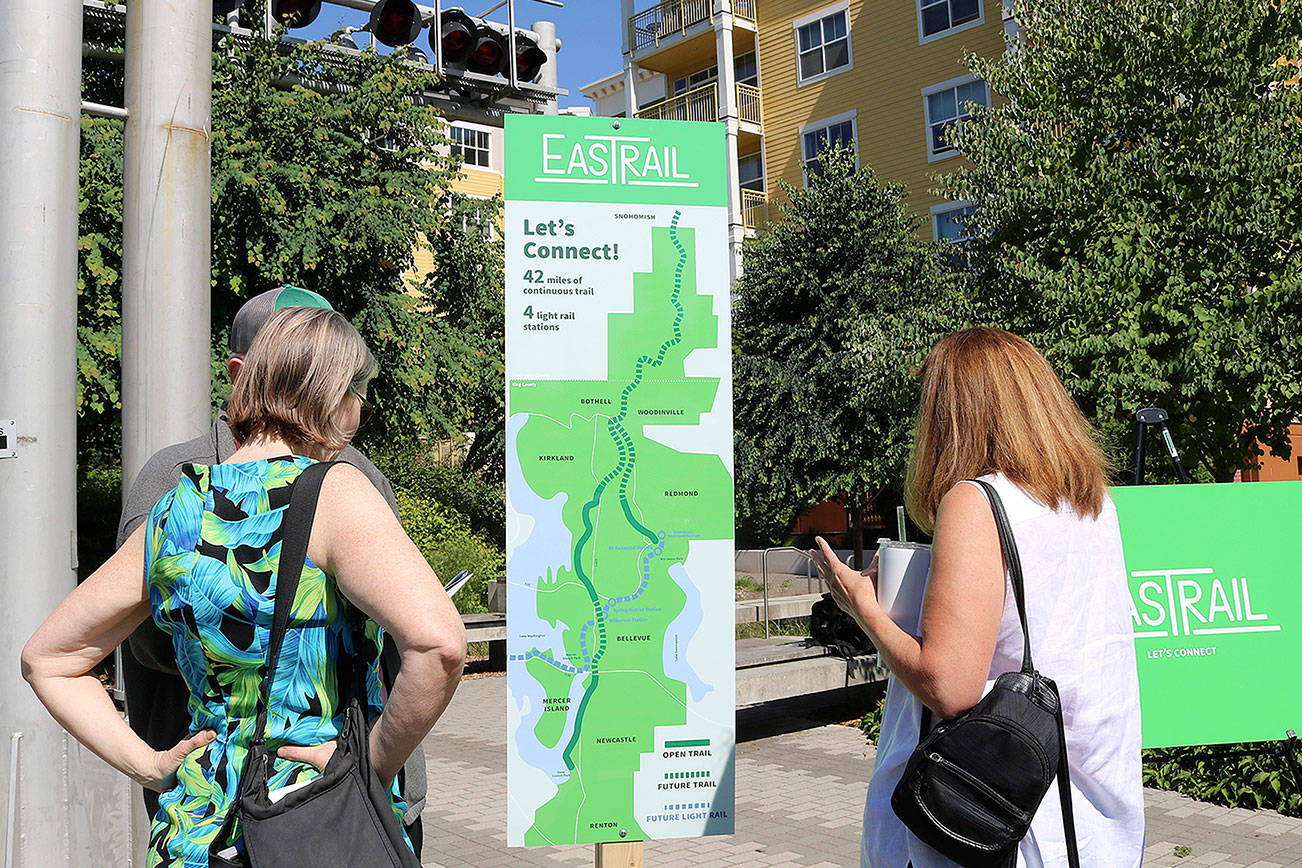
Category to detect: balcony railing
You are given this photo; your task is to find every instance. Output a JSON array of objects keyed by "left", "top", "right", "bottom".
[
  {"left": 636, "top": 81, "right": 762, "bottom": 129},
  {"left": 637, "top": 82, "right": 719, "bottom": 123},
  {"left": 630, "top": 0, "right": 757, "bottom": 53},
  {"left": 737, "top": 81, "right": 761, "bottom": 126},
  {"left": 741, "top": 189, "right": 768, "bottom": 229}
]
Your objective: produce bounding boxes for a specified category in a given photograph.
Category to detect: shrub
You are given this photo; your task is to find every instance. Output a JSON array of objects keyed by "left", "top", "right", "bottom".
[
  {"left": 392, "top": 488, "right": 503, "bottom": 615},
  {"left": 78, "top": 463, "right": 122, "bottom": 580},
  {"left": 374, "top": 449, "right": 504, "bottom": 549},
  {"left": 1144, "top": 745, "right": 1302, "bottom": 817}
]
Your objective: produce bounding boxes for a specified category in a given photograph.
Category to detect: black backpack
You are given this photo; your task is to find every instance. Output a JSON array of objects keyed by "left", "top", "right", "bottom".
[
  {"left": 889, "top": 479, "right": 1079, "bottom": 867},
  {"left": 810, "top": 592, "right": 874, "bottom": 657}
]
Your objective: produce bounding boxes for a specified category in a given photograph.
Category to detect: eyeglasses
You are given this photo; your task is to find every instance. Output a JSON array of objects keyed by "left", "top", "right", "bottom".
[{"left": 352, "top": 390, "right": 375, "bottom": 429}]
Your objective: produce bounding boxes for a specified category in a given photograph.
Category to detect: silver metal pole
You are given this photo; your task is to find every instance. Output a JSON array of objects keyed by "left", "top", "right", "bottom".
[
  {"left": 121, "top": 0, "right": 214, "bottom": 493},
  {"left": 714, "top": 0, "right": 743, "bottom": 282},
  {"left": 530, "top": 20, "right": 558, "bottom": 114},
  {"left": 620, "top": 0, "right": 638, "bottom": 116},
  {"left": 0, "top": 0, "right": 84, "bottom": 863},
  {"left": 506, "top": 0, "right": 518, "bottom": 90}
]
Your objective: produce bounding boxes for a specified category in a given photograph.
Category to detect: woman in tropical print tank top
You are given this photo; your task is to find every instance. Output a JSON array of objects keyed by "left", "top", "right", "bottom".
[{"left": 24, "top": 308, "right": 466, "bottom": 867}]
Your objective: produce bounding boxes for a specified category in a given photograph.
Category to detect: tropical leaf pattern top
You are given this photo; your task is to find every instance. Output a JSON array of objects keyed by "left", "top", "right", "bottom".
[{"left": 142, "top": 456, "right": 405, "bottom": 867}]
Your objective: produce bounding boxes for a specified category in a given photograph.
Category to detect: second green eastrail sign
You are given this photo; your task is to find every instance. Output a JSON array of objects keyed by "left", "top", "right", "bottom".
[{"left": 1112, "top": 481, "right": 1302, "bottom": 748}]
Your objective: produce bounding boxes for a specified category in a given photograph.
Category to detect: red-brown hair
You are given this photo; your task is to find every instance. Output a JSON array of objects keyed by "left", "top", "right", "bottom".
[{"left": 905, "top": 328, "right": 1111, "bottom": 531}]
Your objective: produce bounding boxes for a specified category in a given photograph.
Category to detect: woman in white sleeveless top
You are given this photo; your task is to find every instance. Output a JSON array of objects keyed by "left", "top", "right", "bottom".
[{"left": 813, "top": 328, "right": 1144, "bottom": 867}]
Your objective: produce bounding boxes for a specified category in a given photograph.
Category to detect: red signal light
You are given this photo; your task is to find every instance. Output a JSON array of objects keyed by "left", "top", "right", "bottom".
[
  {"left": 270, "top": 0, "right": 321, "bottom": 28},
  {"left": 471, "top": 38, "right": 502, "bottom": 71},
  {"left": 369, "top": 0, "right": 422, "bottom": 48},
  {"left": 435, "top": 9, "right": 477, "bottom": 66}
]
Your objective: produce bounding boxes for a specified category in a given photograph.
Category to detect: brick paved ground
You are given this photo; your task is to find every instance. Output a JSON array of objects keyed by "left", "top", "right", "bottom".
[{"left": 418, "top": 675, "right": 1302, "bottom": 868}]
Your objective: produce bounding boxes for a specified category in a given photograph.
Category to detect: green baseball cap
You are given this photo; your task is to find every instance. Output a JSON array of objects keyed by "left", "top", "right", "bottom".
[{"left": 229, "top": 285, "right": 334, "bottom": 354}]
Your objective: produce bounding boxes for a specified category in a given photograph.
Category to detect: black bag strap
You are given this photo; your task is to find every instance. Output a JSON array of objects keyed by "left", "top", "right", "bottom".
[
  {"left": 915, "top": 478, "right": 1079, "bottom": 867},
  {"left": 973, "top": 479, "right": 1080, "bottom": 866},
  {"left": 251, "top": 460, "right": 340, "bottom": 746},
  {"left": 1054, "top": 690, "right": 1081, "bottom": 868},
  {"left": 969, "top": 479, "right": 1033, "bottom": 674},
  {"left": 919, "top": 476, "right": 1035, "bottom": 741}
]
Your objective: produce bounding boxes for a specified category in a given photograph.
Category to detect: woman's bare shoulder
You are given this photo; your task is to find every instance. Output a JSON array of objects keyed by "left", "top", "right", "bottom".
[{"left": 316, "top": 461, "right": 395, "bottom": 523}]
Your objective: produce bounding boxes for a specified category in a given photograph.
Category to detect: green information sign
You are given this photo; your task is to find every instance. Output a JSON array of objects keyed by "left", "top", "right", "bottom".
[
  {"left": 503, "top": 115, "right": 735, "bottom": 846},
  {"left": 1113, "top": 481, "right": 1302, "bottom": 748}
]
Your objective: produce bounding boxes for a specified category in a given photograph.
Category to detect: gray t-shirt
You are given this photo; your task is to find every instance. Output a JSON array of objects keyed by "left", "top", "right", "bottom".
[{"left": 117, "top": 410, "right": 426, "bottom": 821}]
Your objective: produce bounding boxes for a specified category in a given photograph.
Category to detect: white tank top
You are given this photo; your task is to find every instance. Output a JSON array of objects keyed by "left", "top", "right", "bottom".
[{"left": 861, "top": 473, "right": 1145, "bottom": 867}]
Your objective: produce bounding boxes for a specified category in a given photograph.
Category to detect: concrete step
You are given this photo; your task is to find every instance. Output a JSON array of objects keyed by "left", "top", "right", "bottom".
[
  {"left": 735, "top": 592, "right": 823, "bottom": 623},
  {"left": 735, "top": 637, "right": 887, "bottom": 707}
]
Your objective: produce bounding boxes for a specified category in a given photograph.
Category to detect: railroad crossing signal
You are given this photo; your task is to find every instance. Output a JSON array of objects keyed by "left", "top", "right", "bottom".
[{"left": 220, "top": 1, "right": 551, "bottom": 85}]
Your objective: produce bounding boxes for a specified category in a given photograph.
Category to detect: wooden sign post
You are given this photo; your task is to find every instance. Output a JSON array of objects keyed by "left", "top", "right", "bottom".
[{"left": 594, "top": 841, "right": 644, "bottom": 868}]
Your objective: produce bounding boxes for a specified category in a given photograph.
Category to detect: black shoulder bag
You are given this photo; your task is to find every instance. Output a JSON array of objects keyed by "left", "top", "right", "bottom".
[
  {"left": 209, "top": 461, "right": 420, "bottom": 868},
  {"left": 889, "top": 479, "right": 1080, "bottom": 867}
]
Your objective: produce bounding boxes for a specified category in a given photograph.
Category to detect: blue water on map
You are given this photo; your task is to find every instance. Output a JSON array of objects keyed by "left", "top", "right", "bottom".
[
  {"left": 663, "top": 562, "right": 711, "bottom": 702},
  {"left": 506, "top": 413, "right": 584, "bottom": 777}
]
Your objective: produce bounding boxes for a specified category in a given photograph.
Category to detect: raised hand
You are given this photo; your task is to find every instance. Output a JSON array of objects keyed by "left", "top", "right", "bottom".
[{"left": 810, "top": 536, "right": 881, "bottom": 620}]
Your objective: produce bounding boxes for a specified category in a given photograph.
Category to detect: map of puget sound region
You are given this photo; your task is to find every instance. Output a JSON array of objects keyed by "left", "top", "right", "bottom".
[{"left": 505, "top": 117, "right": 735, "bottom": 847}]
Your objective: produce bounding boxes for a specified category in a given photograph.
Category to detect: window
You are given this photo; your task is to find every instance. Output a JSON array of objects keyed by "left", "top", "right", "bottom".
[
  {"left": 931, "top": 201, "right": 976, "bottom": 242},
  {"left": 449, "top": 124, "right": 491, "bottom": 168},
  {"left": 923, "top": 76, "right": 988, "bottom": 160},
  {"left": 738, "top": 152, "right": 764, "bottom": 192},
  {"left": 735, "top": 51, "right": 758, "bottom": 87},
  {"left": 794, "top": 4, "right": 851, "bottom": 84},
  {"left": 800, "top": 111, "right": 856, "bottom": 181},
  {"left": 673, "top": 65, "right": 718, "bottom": 95},
  {"left": 918, "top": 0, "right": 983, "bottom": 42}
]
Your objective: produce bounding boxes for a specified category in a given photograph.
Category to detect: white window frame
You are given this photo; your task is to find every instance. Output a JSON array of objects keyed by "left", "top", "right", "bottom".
[
  {"left": 798, "top": 109, "right": 858, "bottom": 185},
  {"left": 738, "top": 150, "right": 765, "bottom": 193},
  {"left": 448, "top": 122, "right": 495, "bottom": 172},
  {"left": 792, "top": 1, "right": 853, "bottom": 87},
  {"left": 930, "top": 199, "right": 976, "bottom": 242},
  {"left": 922, "top": 74, "right": 988, "bottom": 162},
  {"left": 917, "top": 0, "right": 986, "bottom": 46}
]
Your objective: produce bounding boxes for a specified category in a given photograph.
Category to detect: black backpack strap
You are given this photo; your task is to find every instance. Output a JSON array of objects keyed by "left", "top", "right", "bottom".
[
  {"left": 969, "top": 479, "right": 1033, "bottom": 674},
  {"left": 1054, "top": 695, "right": 1081, "bottom": 868},
  {"left": 918, "top": 477, "right": 1035, "bottom": 742},
  {"left": 974, "top": 479, "right": 1080, "bottom": 864},
  {"left": 250, "top": 460, "right": 341, "bottom": 746}
]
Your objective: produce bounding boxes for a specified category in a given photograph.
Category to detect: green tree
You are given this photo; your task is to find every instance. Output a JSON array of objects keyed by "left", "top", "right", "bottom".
[
  {"left": 941, "top": 0, "right": 1302, "bottom": 481},
  {"left": 75, "top": 19, "right": 481, "bottom": 457},
  {"left": 406, "top": 194, "right": 506, "bottom": 482},
  {"left": 733, "top": 146, "right": 967, "bottom": 560}
]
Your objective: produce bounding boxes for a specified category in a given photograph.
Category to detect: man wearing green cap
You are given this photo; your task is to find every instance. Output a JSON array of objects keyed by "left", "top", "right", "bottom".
[{"left": 114, "top": 286, "right": 427, "bottom": 851}]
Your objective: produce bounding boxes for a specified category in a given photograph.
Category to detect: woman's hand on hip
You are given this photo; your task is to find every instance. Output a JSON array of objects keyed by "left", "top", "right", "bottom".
[
  {"left": 138, "top": 729, "right": 216, "bottom": 792},
  {"left": 277, "top": 739, "right": 338, "bottom": 772},
  {"left": 811, "top": 536, "right": 880, "bottom": 621}
]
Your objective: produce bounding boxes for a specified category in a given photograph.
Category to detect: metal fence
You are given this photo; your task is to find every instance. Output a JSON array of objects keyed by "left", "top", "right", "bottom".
[
  {"left": 741, "top": 189, "right": 768, "bottom": 229},
  {"left": 737, "top": 81, "right": 762, "bottom": 126},
  {"left": 637, "top": 81, "right": 719, "bottom": 123},
  {"left": 629, "top": 0, "right": 756, "bottom": 52}
]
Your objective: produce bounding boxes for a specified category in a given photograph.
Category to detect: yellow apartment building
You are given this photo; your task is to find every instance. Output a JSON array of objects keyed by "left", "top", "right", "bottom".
[{"left": 582, "top": 0, "right": 1014, "bottom": 264}]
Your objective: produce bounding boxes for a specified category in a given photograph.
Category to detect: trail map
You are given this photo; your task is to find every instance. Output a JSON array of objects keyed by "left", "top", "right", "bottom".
[{"left": 504, "top": 116, "right": 735, "bottom": 847}]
